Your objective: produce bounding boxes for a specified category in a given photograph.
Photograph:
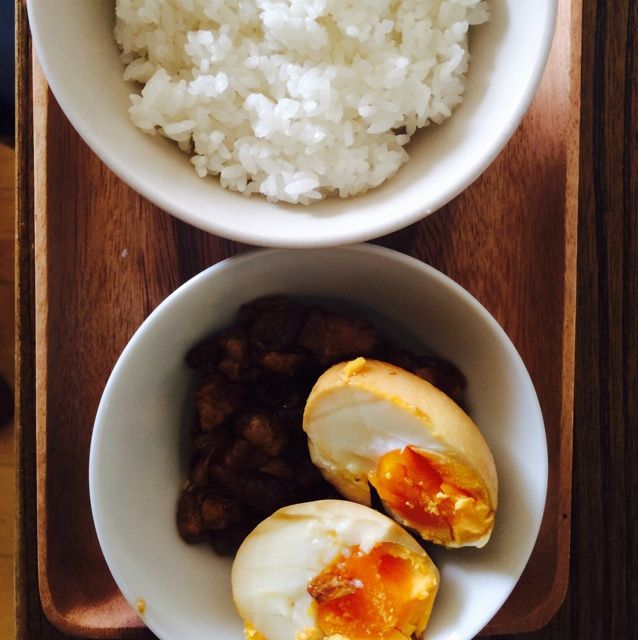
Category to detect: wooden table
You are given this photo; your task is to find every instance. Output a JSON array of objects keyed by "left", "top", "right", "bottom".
[{"left": 14, "top": 0, "right": 637, "bottom": 638}]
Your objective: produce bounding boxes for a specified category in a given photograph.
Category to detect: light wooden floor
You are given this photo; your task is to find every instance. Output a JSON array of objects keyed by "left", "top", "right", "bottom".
[{"left": 0, "top": 142, "right": 16, "bottom": 639}]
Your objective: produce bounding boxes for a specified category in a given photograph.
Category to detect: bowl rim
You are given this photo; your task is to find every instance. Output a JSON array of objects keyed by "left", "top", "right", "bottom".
[
  {"left": 27, "top": 1, "right": 558, "bottom": 248},
  {"left": 89, "top": 244, "right": 548, "bottom": 640}
]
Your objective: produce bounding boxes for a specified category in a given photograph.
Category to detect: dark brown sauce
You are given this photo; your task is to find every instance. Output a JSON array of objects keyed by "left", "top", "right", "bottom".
[{"left": 177, "top": 296, "right": 465, "bottom": 556}]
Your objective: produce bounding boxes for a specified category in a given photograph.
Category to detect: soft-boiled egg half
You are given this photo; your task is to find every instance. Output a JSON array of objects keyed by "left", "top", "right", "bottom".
[
  {"left": 303, "top": 358, "right": 498, "bottom": 548},
  {"left": 232, "top": 500, "right": 439, "bottom": 640}
]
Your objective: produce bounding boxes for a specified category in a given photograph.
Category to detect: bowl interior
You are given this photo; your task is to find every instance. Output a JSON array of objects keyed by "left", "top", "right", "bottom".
[
  {"left": 89, "top": 245, "right": 547, "bottom": 640},
  {"left": 28, "top": 0, "right": 556, "bottom": 247}
]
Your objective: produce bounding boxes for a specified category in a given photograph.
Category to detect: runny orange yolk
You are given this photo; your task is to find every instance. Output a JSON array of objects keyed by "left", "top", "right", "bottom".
[
  {"left": 307, "top": 542, "right": 437, "bottom": 640},
  {"left": 369, "top": 447, "right": 492, "bottom": 546}
]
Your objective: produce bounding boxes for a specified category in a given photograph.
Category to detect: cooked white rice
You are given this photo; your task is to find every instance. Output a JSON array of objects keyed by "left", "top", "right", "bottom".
[{"left": 115, "top": 0, "right": 488, "bottom": 205}]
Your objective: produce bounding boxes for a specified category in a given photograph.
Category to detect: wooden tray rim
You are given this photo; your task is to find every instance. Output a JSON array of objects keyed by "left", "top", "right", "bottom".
[{"left": 16, "top": 0, "right": 581, "bottom": 636}]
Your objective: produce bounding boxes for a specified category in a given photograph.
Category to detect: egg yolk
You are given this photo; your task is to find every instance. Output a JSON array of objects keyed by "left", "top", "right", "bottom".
[
  {"left": 307, "top": 542, "right": 437, "bottom": 640},
  {"left": 369, "top": 447, "right": 493, "bottom": 546}
]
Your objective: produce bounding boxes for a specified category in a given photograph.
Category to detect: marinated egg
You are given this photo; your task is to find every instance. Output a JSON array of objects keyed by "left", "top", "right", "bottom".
[
  {"left": 231, "top": 500, "right": 439, "bottom": 640},
  {"left": 303, "top": 358, "right": 498, "bottom": 548}
]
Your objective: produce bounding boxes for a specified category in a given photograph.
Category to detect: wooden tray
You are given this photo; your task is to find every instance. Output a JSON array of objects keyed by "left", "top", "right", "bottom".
[{"left": 26, "top": 0, "right": 580, "bottom": 637}]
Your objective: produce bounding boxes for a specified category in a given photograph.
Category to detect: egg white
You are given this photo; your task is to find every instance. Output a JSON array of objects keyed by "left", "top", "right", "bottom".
[
  {"left": 231, "top": 500, "right": 435, "bottom": 640},
  {"left": 303, "top": 359, "right": 498, "bottom": 547},
  {"left": 305, "top": 383, "right": 449, "bottom": 505}
]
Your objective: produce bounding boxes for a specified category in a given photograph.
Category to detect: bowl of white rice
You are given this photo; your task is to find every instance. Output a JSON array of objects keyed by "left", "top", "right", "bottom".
[{"left": 28, "top": 0, "right": 556, "bottom": 247}]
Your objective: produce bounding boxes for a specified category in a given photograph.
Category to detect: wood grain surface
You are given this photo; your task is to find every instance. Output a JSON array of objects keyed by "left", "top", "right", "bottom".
[
  {"left": 19, "top": 0, "right": 578, "bottom": 637},
  {"left": 14, "top": 1, "right": 636, "bottom": 640},
  {"left": 0, "top": 142, "right": 17, "bottom": 640}
]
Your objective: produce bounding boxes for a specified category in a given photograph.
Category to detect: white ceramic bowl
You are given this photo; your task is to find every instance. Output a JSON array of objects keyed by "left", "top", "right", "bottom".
[
  {"left": 28, "top": 1, "right": 556, "bottom": 248},
  {"left": 89, "top": 245, "right": 547, "bottom": 640}
]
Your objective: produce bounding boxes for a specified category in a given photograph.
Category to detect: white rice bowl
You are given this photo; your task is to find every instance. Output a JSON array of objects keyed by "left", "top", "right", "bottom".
[
  {"left": 115, "top": 0, "right": 489, "bottom": 204},
  {"left": 28, "top": 0, "right": 557, "bottom": 246}
]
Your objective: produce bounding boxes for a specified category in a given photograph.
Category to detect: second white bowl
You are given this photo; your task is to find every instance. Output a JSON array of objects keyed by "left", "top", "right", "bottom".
[{"left": 89, "top": 245, "right": 547, "bottom": 640}]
